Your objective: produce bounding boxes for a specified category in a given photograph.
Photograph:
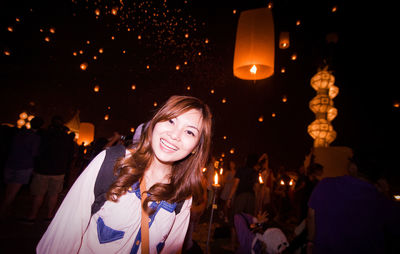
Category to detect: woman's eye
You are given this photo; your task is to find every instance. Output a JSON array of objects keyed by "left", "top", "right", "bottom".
[
  {"left": 168, "top": 119, "right": 174, "bottom": 124},
  {"left": 186, "top": 130, "right": 195, "bottom": 137}
]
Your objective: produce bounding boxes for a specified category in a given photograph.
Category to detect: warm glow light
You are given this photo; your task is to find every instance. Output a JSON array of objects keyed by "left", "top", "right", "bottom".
[
  {"left": 185, "top": 33, "right": 189, "bottom": 38},
  {"left": 210, "top": 89, "right": 215, "bottom": 94},
  {"left": 289, "top": 179, "right": 294, "bottom": 186},
  {"left": 186, "top": 86, "right": 191, "bottom": 90},
  {"left": 213, "top": 172, "right": 219, "bottom": 186},
  {"left": 94, "top": 85, "right": 100, "bottom": 92},
  {"left": 4, "top": 50, "right": 11, "bottom": 56},
  {"left": 222, "top": 98, "right": 227, "bottom": 104},
  {"left": 233, "top": 8, "right": 274, "bottom": 80},
  {"left": 19, "top": 112, "right": 28, "bottom": 119},
  {"left": 111, "top": 36, "right": 115, "bottom": 40},
  {"left": 233, "top": 9, "right": 237, "bottom": 14},
  {"left": 86, "top": 40, "right": 90, "bottom": 45},
  {"left": 130, "top": 128, "right": 135, "bottom": 133},
  {"left": 153, "top": 102, "right": 158, "bottom": 107},
  {"left": 250, "top": 65, "right": 257, "bottom": 74},
  {"left": 111, "top": 7, "right": 118, "bottom": 15},
  {"left": 104, "top": 114, "right": 109, "bottom": 120},
  {"left": 131, "top": 84, "right": 136, "bottom": 90},
  {"left": 202, "top": 167, "right": 207, "bottom": 173},
  {"left": 219, "top": 168, "right": 223, "bottom": 175},
  {"left": 230, "top": 148, "right": 235, "bottom": 154},
  {"left": 78, "top": 122, "right": 95, "bottom": 146},
  {"left": 223, "top": 136, "right": 227, "bottom": 140},
  {"left": 146, "top": 65, "right": 150, "bottom": 69},
  {"left": 80, "top": 62, "right": 88, "bottom": 70},
  {"left": 17, "top": 119, "right": 25, "bottom": 127},
  {"left": 138, "top": 35, "right": 142, "bottom": 40},
  {"left": 93, "top": 56, "right": 97, "bottom": 60},
  {"left": 280, "top": 180, "right": 285, "bottom": 185},
  {"left": 393, "top": 102, "right": 400, "bottom": 108},
  {"left": 79, "top": 50, "right": 83, "bottom": 54},
  {"left": 176, "top": 65, "right": 180, "bottom": 70},
  {"left": 95, "top": 8, "right": 100, "bottom": 16},
  {"left": 7, "top": 27, "right": 13, "bottom": 32},
  {"left": 99, "top": 48, "right": 104, "bottom": 53},
  {"left": 205, "top": 38, "right": 209, "bottom": 44},
  {"left": 258, "top": 116, "right": 264, "bottom": 122},
  {"left": 272, "top": 113, "right": 276, "bottom": 117},
  {"left": 49, "top": 28, "right": 56, "bottom": 34},
  {"left": 259, "top": 173, "right": 264, "bottom": 184},
  {"left": 291, "top": 53, "right": 297, "bottom": 60},
  {"left": 73, "top": 52, "right": 77, "bottom": 56},
  {"left": 394, "top": 195, "right": 400, "bottom": 201},
  {"left": 296, "top": 20, "right": 301, "bottom": 26},
  {"left": 281, "top": 67, "right": 286, "bottom": 73},
  {"left": 27, "top": 115, "right": 35, "bottom": 121},
  {"left": 44, "top": 37, "right": 50, "bottom": 42},
  {"left": 332, "top": 6, "right": 338, "bottom": 12}
]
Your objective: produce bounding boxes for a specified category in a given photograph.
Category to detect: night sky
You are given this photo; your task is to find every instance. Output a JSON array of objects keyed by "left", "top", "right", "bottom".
[{"left": 1, "top": 0, "right": 399, "bottom": 171}]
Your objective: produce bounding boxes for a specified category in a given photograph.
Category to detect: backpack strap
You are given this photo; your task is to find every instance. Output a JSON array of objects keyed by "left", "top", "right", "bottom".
[
  {"left": 90, "top": 143, "right": 186, "bottom": 216},
  {"left": 91, "top": 144, "right": 126, "bottom": 216}
]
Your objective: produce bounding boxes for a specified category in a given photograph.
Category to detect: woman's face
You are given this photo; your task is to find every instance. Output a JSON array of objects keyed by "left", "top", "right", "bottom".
[{"left": 151, "top": 109, "right": 203, "bottom": 165}]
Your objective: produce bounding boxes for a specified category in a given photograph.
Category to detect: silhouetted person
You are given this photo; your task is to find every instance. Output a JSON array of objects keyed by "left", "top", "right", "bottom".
[
  {"left": 0, "top": 117, "right": 44, "bottom": 218},
  {"left": 306, "top": 149, "right": 400, "bottom": 254},
  {"left": 23, "top": 116, "right": 74, "bottom": 223}
]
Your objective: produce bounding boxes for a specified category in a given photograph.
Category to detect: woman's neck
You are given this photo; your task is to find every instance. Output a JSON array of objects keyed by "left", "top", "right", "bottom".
[{"left": 144, "top": 158, "right": 172, "bottom": 189}]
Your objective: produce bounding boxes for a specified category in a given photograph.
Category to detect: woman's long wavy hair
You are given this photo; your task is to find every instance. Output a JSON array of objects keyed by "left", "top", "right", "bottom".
[{"left": 106, "top": 95, "right": 212, "bottom": 213}]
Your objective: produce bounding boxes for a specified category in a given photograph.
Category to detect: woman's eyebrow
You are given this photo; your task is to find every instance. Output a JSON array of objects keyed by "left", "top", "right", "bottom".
[{"left": 186, "top": 125, "right": 200, "bottom": 132}]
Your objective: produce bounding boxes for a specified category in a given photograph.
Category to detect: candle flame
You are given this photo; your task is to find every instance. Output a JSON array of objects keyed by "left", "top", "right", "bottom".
[
  {"left": 219, "top": 168, "right": 223, "bottom": 175},
  {"left": 289, "top": 179, "right": 294, "bottom": 186},
  {"left": 250, "top": 65, "right": 257, "bottom": 74},
  {"left": 214, "top": 172, "right": 219, "bottom": 185},
  {"left": 259, "top": 174, "right": 264, "bottom": 184},
  {"left": 280, "top": 179, "right": 285, "bottom": 185}
]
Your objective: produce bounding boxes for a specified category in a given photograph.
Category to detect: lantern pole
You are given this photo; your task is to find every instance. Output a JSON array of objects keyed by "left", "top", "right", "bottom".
[{"left": 206, "top": 178, "right": 220, "bottom": 254}]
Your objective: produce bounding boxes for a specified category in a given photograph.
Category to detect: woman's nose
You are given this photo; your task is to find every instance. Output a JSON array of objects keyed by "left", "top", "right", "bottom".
[{"left": 168, "top": 127, "right": 181, "bottom": 141}]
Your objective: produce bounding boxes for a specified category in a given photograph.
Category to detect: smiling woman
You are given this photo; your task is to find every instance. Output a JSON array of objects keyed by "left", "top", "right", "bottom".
[{"left": 36, "top": 95, "right": 213, "bottom": 254}]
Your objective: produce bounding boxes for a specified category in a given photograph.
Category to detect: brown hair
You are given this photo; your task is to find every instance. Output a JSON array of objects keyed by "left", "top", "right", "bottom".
[{"left": 106, "top": 95, "right": 212, "bottom": 213}]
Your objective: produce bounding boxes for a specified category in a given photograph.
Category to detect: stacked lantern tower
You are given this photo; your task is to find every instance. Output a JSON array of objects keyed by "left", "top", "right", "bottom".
[{"left": 307, "top": 68, "right": 339, "bottom": 147}]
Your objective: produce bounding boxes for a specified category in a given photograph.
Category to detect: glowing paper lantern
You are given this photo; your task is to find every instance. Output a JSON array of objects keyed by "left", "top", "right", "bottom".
[
  {"left": 77, "top": 122, "right": 95, "bottom": 146},
  {"left": 233, "top": 8, "right": 275, "bottom": 80},
  {"left": 279, "top": 32, "right": 290, "bottom": 49},
  {"left": 308, "top": 68, "right": 339, "bottom": 147}
]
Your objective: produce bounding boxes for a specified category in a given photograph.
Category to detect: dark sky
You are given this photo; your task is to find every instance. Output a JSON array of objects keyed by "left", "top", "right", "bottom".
[{"left": 1, "top": 0, "right": 399, "bottom": 170}]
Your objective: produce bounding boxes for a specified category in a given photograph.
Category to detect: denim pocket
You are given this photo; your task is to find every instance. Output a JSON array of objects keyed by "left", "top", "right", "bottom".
[{"left": 97, "top": 217, "right": 125, "bottom": 244}]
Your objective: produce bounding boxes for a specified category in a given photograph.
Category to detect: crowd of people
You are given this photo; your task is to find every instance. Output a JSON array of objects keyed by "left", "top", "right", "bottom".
[{"left": 0, "top": 95, "right": 399, "bottom": 254}]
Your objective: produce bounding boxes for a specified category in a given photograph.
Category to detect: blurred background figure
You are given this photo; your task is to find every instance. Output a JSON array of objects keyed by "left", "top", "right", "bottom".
[
  {"left": 219, "top": 159, "right": 237, "bottom": 223},
  {"left": 0, "top": 116, "right": 44, "bottom": 218},
  {"left": 22, "top": 116, "right": 74, "bottom": 223}
]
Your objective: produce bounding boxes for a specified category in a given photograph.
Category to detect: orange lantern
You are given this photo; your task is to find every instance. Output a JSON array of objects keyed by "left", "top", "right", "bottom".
[
  {"left": 233, "top": 8, "right": 275, "bottom": 80},
  {"left": 77, "top": 122, "right": 95, "bottom": 146},
  {"left": 279, "top": 32, "right": 290, "bottom": 49}
]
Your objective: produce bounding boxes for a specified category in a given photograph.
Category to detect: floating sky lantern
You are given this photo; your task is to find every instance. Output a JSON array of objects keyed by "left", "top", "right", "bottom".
[
  {"left": 44, "top": 37, "right": 50, "bottom": 42},
  {"left": 230, "top": 148, "right": 235, "bottom": 154},
  {"left": 153, "top": 101, "right": 158, "bottom": 107},
  {"left": 131, "top": 84, "right": 136, "bottom": 90},
  {"left": 49, "top": 27, "right": 56, "bottom": 34},
  {"left": 19, "top": 112, "right": 28, "bottom": 119},
  {"left": 7, "top": 27, "right": 13, "bottom": 32},
  {"left": 80, "top": 62, "right": 88, "bottom": 70},
  {"left": 279, "top": 32, "right": 290, "bottom": 49},
  {"left": 77, "top": 122, "right": 95, "bottom": 146},
  {"left": 186, "top": 85, "right": 191, "bottom": 90},
  {"left": 282, "top": 95, "right": 287, "bottom": 102},
  {"left": 130, "top": 127, "right": 135, "bottom": 133},
  {"left": 233, "top": 7, "right": 275, "bottom": 80},
  {"left": 99, "top": 48, "right": 104, "bottom": 53},
  {"left": 258, "top": 116, "right": 264, "bottom": 122},
  {"left": 271, "top": 113, "right": 276, "bottom": 118},
  {"left": 291, "top": 53, "right": 297, "bottom": 60}
]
